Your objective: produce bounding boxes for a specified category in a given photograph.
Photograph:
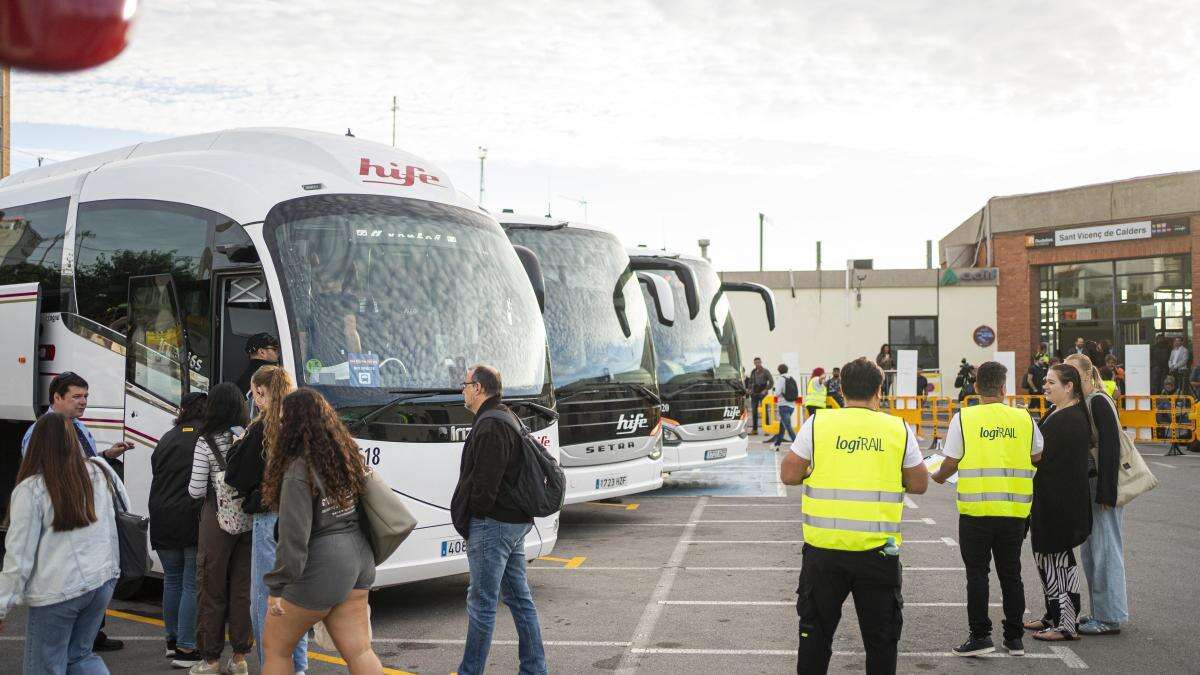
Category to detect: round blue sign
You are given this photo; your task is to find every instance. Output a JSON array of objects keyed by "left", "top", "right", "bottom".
[{"left": 973, "top": 325, "right": 996, "bottom": 348}]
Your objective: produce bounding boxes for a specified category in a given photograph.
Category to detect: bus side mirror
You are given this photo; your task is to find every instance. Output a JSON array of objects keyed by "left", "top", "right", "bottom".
[
  {"left": 0, "top": 0, "right": 137, "bottom": 71},
  {"left": 720, "top": 281, "right": 776, "bottom": 331},
  {"left": 638, "top": 272, "right": 675, "bottom": 326},
  {"left": 628, "top": 256, "right": 699, "bottom": 319},
  {"left": 512, "top": 245, "right": 545, "bottom": 314}
]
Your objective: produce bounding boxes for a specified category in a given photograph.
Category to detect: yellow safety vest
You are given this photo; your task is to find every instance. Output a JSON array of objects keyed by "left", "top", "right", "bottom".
[
  {"left": 1102, "top": 380, "right": 1117, "bottom": 398},
  {"left": 806, "top": 378, "right": 827, "bottom": 409},
  {"left": 803, "top": 408, "right": 908, "bottom": 551},
  {"left": 956, "top": 403, "right": 1036, "bottom": 518}
]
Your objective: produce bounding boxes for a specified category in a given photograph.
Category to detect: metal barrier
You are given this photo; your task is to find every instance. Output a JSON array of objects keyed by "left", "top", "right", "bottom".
[
  {"left": 1116, "top": 395, "right": 1197, "bottom": 444},
  {"left": 881, "top": 396, "right": 952, "bottom": 447}
]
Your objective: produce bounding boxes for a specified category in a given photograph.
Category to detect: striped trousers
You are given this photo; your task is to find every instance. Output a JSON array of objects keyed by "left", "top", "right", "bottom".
[{"left": 1034, "top": 550, "right": 1081, "bottom": 635}]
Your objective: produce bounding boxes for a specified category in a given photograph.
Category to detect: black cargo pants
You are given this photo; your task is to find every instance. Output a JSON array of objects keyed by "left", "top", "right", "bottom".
[{"left": 795, "top": 543, "right": 903, "bottom": 675}]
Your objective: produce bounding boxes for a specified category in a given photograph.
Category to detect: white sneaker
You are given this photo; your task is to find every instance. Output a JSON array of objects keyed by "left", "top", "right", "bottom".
[
  {"left": 226, "top": 659, "right": 249, "bottom": 675},
  {"left": 188, "top": 662, "right": 221, "bottom": 675}
]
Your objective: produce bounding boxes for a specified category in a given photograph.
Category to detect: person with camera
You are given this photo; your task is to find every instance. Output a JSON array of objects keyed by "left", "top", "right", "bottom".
[{"left": 955, "top": 360, "right": 977, "bottom": 402}]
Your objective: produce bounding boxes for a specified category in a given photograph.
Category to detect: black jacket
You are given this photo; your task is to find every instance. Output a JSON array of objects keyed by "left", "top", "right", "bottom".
[
  {"left": 1086, "top": 395, "right": 1121, "bottom": 507},
  {"left": 1032, "top": 405, "right": 1093, "bottom": 554},
  {"left": 450, "top": 396, "right": 530, "bottom": 539},
  {"left": 148, "top": 422, "right": 204, "bottom": 550},
  {"left": 236, "top": 359, "right": 277, "bottom": 396},
  {"left": 224, "top": 421, "right": 268, "bottom": 514}
]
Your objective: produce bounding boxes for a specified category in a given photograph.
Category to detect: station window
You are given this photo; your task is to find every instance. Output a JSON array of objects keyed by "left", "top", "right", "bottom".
[
  {"left": 73, "top": 200, "right": 237, "bottom": 390},
  {"left": 888, "top": 316, "right": 938, "bottom": 369},
  {"left": 1038, "top": 255, "right": 1192, "bottom": 358},
  {"left": 0, "top": 197, "right": 70, "bottom": 312}
]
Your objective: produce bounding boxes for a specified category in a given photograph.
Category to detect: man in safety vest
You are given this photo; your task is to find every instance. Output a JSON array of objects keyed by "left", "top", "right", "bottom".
[
  {"left": 781, "top": 357, "right": 928, "bottom": 674},
  {"left": 804, "top": 367, "right": 827, "bottom": 420},
  {"left": 930, "top": 360, "right": 1042, "bottom": 657}
]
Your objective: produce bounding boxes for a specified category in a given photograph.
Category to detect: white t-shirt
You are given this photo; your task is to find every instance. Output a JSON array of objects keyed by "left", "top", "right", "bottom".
[
  {"left": 790, "top": 410, "right": 924, "bottom": 469},
  {"left": 774, "top": 375, "right": 795, "bottom": 409},
  {"left": 940, "top": 410, "right": 1044, "bottom": 460}
]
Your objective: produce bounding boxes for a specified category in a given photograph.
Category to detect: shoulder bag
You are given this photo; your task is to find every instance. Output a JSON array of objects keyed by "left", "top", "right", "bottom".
[
  {"left": 90, "top": 458, "right": 150, "bottom": 586},
  {"left": 1090, "top": 394, "right": 1159, "bottom": 507},
  {"left": 205, "top": 434, "right": 252, "bottom": 535},
  {"left": 358, "top": 468, "right": 417, "bottom": 565}
]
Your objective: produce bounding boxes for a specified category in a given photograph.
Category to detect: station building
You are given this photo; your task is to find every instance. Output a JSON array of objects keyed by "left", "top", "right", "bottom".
[
  {"left": 726, "top": 170, "right": 1199, "bottom": 389},
  {"left": 940, "top": 170, "right": 1198, "bottom": 372}
]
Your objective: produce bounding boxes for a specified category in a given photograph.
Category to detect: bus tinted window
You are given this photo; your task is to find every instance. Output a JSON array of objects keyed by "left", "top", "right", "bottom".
[
  {"left": 0, "top": 198, "right": 70, "bottom": 311},
  {"left": 74, "top": 200, "right": 230, "bottom": 390}
]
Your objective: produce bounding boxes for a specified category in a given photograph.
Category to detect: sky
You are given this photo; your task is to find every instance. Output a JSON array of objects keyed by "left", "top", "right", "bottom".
[{"left": 8, "top": 0, "right": 1200, "bottom": 272}]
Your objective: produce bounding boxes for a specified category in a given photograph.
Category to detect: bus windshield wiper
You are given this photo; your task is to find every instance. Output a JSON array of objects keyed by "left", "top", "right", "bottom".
[{"left": 350, "top": 388, "right": 462, "bottom": 430}]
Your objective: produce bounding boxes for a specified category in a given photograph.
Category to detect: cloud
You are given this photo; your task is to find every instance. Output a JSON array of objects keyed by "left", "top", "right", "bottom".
[{"left": 7, "top": 0, "right": 1200, "bottom": 270}]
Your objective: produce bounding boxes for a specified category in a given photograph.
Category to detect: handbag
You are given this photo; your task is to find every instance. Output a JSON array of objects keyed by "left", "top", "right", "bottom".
[
  {"left": 312, "top": 604, "right": 372, "bottom": 651},
  {"left": 1091, "top": 395, "right": 1159, "bottom": 507},
  {"left": 205, "top": 434, "right": 252, "bottom": 535},
  {"left": 358, "top": 469, "right": 417, "bottom": 565},
  {"left": 90, "top": 458, "right": 150, "bottom": 585}
]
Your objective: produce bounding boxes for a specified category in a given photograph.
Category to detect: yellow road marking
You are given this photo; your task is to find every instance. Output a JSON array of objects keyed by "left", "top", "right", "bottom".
[
  {"left": 105, "top": 609, "right": 414, "bottom": 673},
  {"left": 536, "top": 555, "right": 587, "bottom": 569},
  {"left": 587, "top": 501, "right": 639, "bottom": 510}
]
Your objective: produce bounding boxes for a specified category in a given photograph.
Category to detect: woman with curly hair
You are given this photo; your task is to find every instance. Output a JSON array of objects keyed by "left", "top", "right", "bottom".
[
  {"left": 223, "top": 366, "right": 309, "bottom": 672},
  {"left": 261, "top": 388, "right": 381, "bottom": 674}
]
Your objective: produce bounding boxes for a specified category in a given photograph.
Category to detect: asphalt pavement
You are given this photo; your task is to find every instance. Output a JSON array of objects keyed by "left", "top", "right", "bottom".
[{"left": 2, "top": 438, "right": 1197, "bottom": 673}]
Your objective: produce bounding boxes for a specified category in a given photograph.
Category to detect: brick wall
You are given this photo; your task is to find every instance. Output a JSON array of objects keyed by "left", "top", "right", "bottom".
[{"left": 993, "top": 229, "right": 1197, "bottom": 370}]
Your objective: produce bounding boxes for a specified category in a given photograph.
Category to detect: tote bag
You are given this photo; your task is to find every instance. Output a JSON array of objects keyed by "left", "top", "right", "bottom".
[
  {"left": 1091, "top": 395, "right": 1159, "bottom": 507},
  {"left": 358, "top": 469, "right": 417, "bottom": 565},
  {"left": 90, "top": 458, "right": 150, "bottom": 586},
  {"left": 205, "top": 434, "right": 252, "bottom": 535}
]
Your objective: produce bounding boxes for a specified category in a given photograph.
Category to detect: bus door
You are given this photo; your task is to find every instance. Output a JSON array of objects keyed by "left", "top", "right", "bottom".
[
  {"left": 216, "top": 273, "right": 275, "bottom": 385},
  {"left": 0, "top": 281, "right": 41, "bottom": 529},
  {"left": 123, "top": 274, "right": 189, "bottom": 514}
]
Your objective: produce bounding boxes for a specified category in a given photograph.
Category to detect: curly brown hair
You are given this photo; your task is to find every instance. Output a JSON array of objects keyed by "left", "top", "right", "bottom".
[
  {"left": 261, "top": 388, "right": 367, "bottom": 511},
  {"left": 250, "top": 365, "right": 295, "bottom": 460}
]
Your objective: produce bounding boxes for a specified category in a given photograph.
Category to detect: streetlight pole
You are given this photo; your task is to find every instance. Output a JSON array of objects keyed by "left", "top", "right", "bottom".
[{"left": 477, "top": 146, "right": 487, "bottom": 206}]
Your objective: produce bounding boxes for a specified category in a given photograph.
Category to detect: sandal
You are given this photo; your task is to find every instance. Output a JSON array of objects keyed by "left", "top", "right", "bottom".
[
  {"left": 1023, "top": 618, "right": 1052, "bottom": 631},
  {"left": 1032, "top": 628, "right": 1081, "bottom": 642}
]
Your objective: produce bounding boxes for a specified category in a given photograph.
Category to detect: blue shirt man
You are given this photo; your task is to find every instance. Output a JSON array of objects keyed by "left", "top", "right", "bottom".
[{"left": 21, "top": 372, "right": 132, "bottom": 461}]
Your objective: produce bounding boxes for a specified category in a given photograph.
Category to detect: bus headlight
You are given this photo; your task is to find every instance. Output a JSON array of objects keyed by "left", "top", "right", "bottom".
[{"left": 662, "top": 425, "right": 682, "bottom": 447}]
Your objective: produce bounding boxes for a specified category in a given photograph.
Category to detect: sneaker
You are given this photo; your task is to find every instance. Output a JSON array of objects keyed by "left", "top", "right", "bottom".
[
  {"left": 93, "top": 632, "right": 124, "bottom": 652},
  {"left": 1078, "top": 619, "right": 1121, "bottom": 635},
  {"left": 187, "top": 662, "right": 222, "bottom": 675},
  {"left": 171, "top": 649, "right": 202, "bottom": 669},
  {"left": 1003, "top": 638, "right": 1025, "bottom": 656},
  {"left": 952, "top": 635, "right": 995, "bottom": 657},
  {"left": 166, "top": 639, "right": 177, "bottom": 658},
  {"left": 226, "top": 659, "right": 249, "bottom": 675}
]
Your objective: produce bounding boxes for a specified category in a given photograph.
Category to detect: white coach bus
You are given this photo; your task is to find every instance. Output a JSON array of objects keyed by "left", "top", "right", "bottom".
[
  {"left": 0, "top": 128, "right": 560, "bottom": 586},
  {"left": 501, "top": 213, "right": 669, "bottom": 504},
  {"left": 629, "top": 249, "right": 776, "bottom": 472}
]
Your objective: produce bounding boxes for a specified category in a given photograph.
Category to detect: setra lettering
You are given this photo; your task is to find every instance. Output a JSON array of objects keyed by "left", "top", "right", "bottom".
[
  {"left": 978, "top": 426, "right": 1017, "bottom": 440},
  {"left": 835, "top": 435, "right": 883, "bottom": 453}
]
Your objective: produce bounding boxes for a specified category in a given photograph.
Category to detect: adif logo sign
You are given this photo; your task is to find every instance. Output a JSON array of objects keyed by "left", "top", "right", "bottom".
[
  {"left": 359, "top": 158, "right": 445, "bottom": 188},
  {"left": 615, "top": 413, "right": 649, "bottom": 436}
]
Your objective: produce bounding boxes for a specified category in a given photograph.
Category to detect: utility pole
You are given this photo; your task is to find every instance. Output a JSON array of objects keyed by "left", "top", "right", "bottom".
[
  {"left": 477, "top": 146, "right": 487, "bottom": 206},
  {"left": 1, "top": 66, "right": 10, "bottom": 179},
  {"left": 758, "top": 212, "right": 765, "bottom": 272},
  {"left": 390, "top": 95, "right": 398, "bottom": 147}
]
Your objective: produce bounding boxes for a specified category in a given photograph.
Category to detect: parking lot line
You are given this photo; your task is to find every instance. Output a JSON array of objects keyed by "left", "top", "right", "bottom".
[
  {"left": 658, "top": 600, "right": 1007, "bottom": 607},
  {"left": 904, "top": 496, "right": 920, "bottom": 508},
  {"left": 536, "top": 555, "right": 587, "bottom": 568},
  {"left": 629, "top": 647, "right": 1079, "bottom": 665},
  {"left": 586, "top": 501, "right": 640, "bottom": 510},
  {"left": 682, "top": 539, "right": 954, "bottom": 545},
  {"left": 1151, "top": 461, "right": 1176, "bottom": 468},
  {"left": 613, "top": 496, "right": 709, "bottom": 673},
  {"left": 366, "top": 638, "right": 632, "bottom": 647}
]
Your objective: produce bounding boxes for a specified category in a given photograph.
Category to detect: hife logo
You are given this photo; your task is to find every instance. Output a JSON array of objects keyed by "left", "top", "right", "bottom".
[{"left": 359, "top": 158, "right": 444, "bottom": 188}]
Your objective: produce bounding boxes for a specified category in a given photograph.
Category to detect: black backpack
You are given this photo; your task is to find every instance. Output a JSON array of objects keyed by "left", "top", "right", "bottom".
[
  {"left": 782, "top": 375, "right": 798, "bottom": 401},
  {"left": 475, "top": 410, "right": 566, "bottom": 518}
]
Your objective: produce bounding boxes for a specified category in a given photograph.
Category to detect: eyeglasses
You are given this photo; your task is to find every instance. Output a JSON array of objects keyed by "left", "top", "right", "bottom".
[{"left": 461, "top": 380, "right": 479, "bottom": 388}]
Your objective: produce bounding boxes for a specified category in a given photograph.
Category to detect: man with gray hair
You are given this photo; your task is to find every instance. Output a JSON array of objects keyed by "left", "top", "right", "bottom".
[{"left": 450, "top": 364, "right": 547, "bottom": 675}]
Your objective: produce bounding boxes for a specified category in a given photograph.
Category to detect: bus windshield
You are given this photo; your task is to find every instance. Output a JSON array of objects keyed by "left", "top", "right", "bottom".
[
  {"left": 644, "top": 257, "right": 741, "bottom": 386},
  {"left": 264, "top": 195, "right": 548, "bottom": 401},
  {"left": 507, "top": 227, "right": 654, "bottom": 389}
]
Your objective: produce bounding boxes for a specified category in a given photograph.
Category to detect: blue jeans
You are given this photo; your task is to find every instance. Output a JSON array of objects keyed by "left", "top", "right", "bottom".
[
  {"left": 1079, "top": 481, "right": 1129, "bottom": 625},
  {"left": 158, "top": 547, "right": 198, "bottom": 651},
  {"left": 769, "top": 406, "right": 797, "bottom": 446},
  {"left": 252, "top": 512, "right": 308, "bottom": 671},
  {"left": 25, "top": 577, "right": 116, "bottom": 674},
  {"left": 458, "top": 517, "right": 546, "bottom": 675}
]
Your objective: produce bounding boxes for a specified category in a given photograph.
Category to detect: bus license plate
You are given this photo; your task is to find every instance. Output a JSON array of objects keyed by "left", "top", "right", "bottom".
[
  {"left": 595, "top": 474, "right": 629, "bottom": 490},
  {"left": 704, "top": 448, "right": 727, "bottom": 460},
  {"left": 440, "top": 538, "right": 467, "bottom": 557}
]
